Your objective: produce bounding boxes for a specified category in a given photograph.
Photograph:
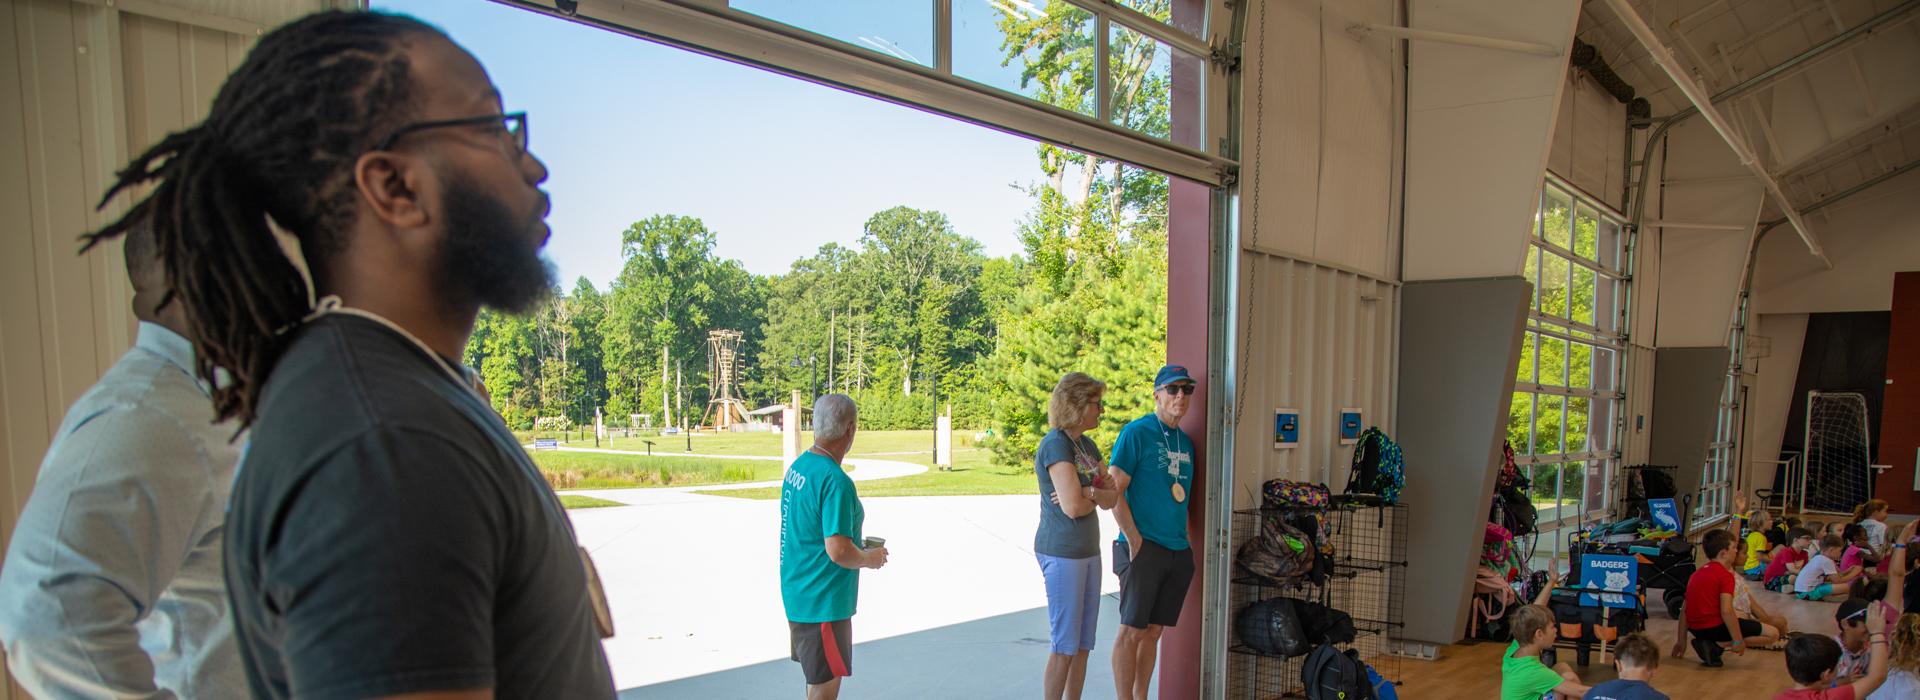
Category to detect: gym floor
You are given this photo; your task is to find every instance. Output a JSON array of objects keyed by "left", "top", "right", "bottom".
[{"left": 1395, "top": 563, "right": 1881, "bottom": 696}]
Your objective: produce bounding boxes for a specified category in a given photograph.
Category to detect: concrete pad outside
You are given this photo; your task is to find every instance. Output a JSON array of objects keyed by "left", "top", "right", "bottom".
[{"left": 568, "top": 489, "right": 1168, "bottom": 698}]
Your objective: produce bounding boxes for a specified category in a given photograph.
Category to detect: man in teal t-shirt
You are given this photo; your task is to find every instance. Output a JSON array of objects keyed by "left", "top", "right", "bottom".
[
  {"left": 1108, "top": 365, "right": 1198, "bottom": 700},
  {"left": 779, "top": 394, "right": 886, "bottom": 700}
]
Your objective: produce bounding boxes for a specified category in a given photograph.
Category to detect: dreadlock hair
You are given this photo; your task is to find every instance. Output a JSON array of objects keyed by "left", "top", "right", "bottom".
[{"left": 80, "top": 10, "right": 440, "bottom": 428}]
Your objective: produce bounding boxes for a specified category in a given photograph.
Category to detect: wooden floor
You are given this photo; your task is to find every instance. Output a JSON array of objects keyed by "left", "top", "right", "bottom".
[{"left": 1392, "top": 585, "right": 1848, "bottom": 698}]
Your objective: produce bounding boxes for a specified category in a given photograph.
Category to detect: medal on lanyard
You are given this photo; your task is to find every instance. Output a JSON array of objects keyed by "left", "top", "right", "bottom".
[{"left": 1171, "top": 482, "right": 1186, "bottom": 503}]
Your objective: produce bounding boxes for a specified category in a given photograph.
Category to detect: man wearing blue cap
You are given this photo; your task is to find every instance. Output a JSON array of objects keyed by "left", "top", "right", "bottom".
[{"left": 1107, "top": 364, "right": 1197, "bottom": 700}]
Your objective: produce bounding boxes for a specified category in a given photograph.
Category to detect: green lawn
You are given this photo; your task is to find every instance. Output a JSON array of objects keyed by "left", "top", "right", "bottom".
[
  {"left": 528, "top": 450, "right": 781, "bottom": 489},
  {"left": 694, "top": 443, "right": 1032, "bottom": 499},
  {"left": 527, "top": 429, "right": 1034, "bottom": 497},
  {"left": 558, "top": 495, "right": 626, "bottom": 509}
]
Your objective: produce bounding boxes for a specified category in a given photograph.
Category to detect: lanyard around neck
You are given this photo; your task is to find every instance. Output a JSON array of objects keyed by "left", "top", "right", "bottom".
[{"left": 302, "top": 295, "right": 477, "bottom": 398}]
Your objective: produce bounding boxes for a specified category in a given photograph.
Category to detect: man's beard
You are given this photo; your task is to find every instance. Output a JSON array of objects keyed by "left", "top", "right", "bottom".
[{"left": 436, "top": 173, "right": 554, "bottom": 315}]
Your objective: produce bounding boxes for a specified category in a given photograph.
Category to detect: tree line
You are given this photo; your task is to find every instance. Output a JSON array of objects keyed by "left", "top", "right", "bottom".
[{"left": 465, "top": 1, "right": 1175, "bottom": 467}]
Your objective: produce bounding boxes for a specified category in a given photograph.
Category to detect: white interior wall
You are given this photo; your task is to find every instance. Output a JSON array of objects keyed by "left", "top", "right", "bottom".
[
  {"left": 1653, "top": 117, "right": 1766, "bottom": 348},
  {"left": 1751, "top": 169, "right": 1920, "bottom": 316},
  {"left": 1546, "top": 71, "right": 1627, "bottom": 211},
  {"left": 1230, "top": 257, "right": 1399, "bottom": 504},
  {"left": 1400, "top": 0, "right": 1581, "bottom": 282},
  {"left": 1238, "top": 0, "right": 1399, "bottom": 280},
  {"left": 1743, "top": 313, "right": 1810, "bottom": 501},
  {"left": 1233, "top": 0, "right": 1402, "bottom": 491},
  {"left": 0, "top": 2, "right": 331, "bottom": 696}
]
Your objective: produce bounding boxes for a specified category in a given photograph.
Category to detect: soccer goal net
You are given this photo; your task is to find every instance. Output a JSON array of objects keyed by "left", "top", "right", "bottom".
[{"left": 1801, "top": 391, "right": 1873, "bottom": 514}]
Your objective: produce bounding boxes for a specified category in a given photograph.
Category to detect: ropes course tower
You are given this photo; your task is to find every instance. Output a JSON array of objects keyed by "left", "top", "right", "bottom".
[{"left": 703, "top": 329, "right": 749, "bottom": 429}]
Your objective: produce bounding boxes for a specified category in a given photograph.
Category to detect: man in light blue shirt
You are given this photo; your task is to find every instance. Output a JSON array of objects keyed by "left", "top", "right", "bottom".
[
  {"left": 0, "top": 228, "right": 243, "bottom": 698},
  {"left": 1108, "top": 364, "right": 1198, "bottom": 700},
  {"left": 780, "top": 394, "right": 887, "bottom": 700}
]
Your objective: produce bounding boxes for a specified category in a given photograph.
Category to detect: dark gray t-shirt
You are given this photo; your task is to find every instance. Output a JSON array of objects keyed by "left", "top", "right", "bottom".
[
  {"left": 224, "top": 315, "right": 614, "bottom": 700},
  {"left": 1034, "top": 429, "right": 1104, "bottom": 559}
]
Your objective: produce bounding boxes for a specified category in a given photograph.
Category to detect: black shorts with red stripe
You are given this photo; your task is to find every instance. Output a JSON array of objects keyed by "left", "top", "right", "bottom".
[{"left": 789, "top": 618, "right": 852, "bottom": 685}]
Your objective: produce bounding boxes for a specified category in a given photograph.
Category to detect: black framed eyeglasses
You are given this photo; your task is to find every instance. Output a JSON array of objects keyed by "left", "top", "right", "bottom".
[
  {"left": 373, "top": 111, "right": 528, "bottom": 156},
  {"left": 1162, "top": 384, "right": 1196, "bottom": 396}
]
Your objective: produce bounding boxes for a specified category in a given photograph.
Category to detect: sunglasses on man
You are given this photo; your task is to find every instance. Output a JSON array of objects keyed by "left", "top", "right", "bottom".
[{"left": 1161, "top": 384, "right": 1195, "bottom": 396}]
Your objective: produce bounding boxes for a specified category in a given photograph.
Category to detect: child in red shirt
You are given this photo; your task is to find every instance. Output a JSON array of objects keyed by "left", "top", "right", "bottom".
[
  {"left": 1675, "top": 529, "right": 1780, "bottom": 666},
  {"left": 1765, "top": 528, "right": 1815, "bottom": 592}
]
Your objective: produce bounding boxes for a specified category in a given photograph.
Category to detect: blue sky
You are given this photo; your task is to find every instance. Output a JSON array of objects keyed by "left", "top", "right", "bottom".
[{"left": 375, "top": 0, "right": 1059, "bottom": 285}]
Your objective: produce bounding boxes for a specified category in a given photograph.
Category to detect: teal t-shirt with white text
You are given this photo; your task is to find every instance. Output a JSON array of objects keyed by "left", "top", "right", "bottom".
[
  {"left": 779, "top": 451, "right": 864, "bottom": 623},
  {"left": 1111, "top": 413, "right": 1193, "bottom": 551}
]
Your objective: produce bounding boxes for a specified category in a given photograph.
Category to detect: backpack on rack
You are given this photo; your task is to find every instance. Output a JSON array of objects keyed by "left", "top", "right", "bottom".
[
  {"left": 1288, "top": 512, "right": 1334, "bottom": 586},
  {"left": 1345, "top": 427, "right": 1405, "bottom": 504},
  {"left": 1235, "top": 597, "right": 1310, "bottom": 657},
  {"left": 1235, "top": 513, "right": 1316, "bottom": 584},
  {"left": 1495, "top": 476, "right": 1537, "bottom": 538},
  {"left": 1300, "top": 643, "right": 1373, "bottom": 700},
  {"left": 1263, "top": 478, "right": 1332, "bottom": 511},
  {"left": 1290, "top": 599, "right": 1357, "bottom": 646}
]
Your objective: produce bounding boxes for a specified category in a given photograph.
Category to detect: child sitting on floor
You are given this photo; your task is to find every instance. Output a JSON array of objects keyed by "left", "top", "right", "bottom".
[
  {"left": 1676, "top": 529, "right": 1780, "bottom": 666},
  {"left": 1581, "top": 633, "right": 1667, "bottom": 700},
  {"left": 1799, "top": 535, "right": 1863, "bottom": 602},
  {"left": 1765, "top": 528, "right": 1815, "bottom": 592},
  {"left": 1776, "top": 602, "right": 1890, "bottom": 700},
  {"left": 1503, "top": 603, "right": 1591, "bottom": 700},
  {"left": 1744, "top": 510, "right": 1777, "bottom": 579},
  {"left": 1844, "top": 524, "right": 1883, "bottom": 573}
]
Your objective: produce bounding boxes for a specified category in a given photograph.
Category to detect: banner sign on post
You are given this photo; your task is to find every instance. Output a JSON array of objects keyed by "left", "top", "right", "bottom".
[
  {"left": 1579, "top": 554, "right": 1638, "bottom": 609},
  {"left": 1648, "top": 498, "right": 1679, "bottom": 531}
]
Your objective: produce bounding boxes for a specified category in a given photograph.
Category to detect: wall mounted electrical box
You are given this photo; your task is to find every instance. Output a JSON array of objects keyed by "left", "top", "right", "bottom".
[
  {"left": 1340, "top": 408, "right": 1363, "bottom": 445},
  {"left": 1274, "top": 408, "right": 1300, "bottom": 449}
]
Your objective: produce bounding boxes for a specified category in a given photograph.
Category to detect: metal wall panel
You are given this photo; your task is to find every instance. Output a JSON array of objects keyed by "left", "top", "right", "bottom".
[
  {"left": 0, "top": 2, "right": 311, "bottom": 695},
  {"left": 1229, "top": 254, "right": 1399, "bottom": 508},
  {"left": 1239, "top": 0, "right": 1400, "bottom": 280}
]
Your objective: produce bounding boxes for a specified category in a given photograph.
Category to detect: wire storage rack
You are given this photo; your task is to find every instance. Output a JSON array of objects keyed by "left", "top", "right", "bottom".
[{"left": 1228, "top": 499, "right": 1408, "bottom": 699}]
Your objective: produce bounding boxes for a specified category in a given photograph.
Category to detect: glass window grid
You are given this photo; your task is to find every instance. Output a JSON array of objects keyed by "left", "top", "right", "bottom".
[
  {"left": 1516, "top": 177, "right": 1629, "bottom": 531},
  {"left": 732, "top": 0, "right": 1205, "bottom": 150}
]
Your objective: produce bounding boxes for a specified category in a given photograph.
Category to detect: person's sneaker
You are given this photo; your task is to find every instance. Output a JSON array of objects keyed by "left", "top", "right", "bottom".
[{"left": 1692, "top": 638, "right": 1725, "bottom": 667}]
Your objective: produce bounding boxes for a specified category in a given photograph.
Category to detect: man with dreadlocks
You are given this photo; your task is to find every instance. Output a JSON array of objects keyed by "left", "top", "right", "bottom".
[
  {"left": 79, "top": 10, "right": 613, "bottom": 699},
  {"left": 0, "top": 225, "right": 245, "bottom": 698}
]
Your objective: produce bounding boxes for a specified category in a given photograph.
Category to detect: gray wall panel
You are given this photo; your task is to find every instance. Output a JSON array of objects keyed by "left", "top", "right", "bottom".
[
  {"left": 1651, "top": 347, "right": 1729, "bottom": 503},
  {"left": 1396, "top": 277, "right": 1530, "bottom": 644}
]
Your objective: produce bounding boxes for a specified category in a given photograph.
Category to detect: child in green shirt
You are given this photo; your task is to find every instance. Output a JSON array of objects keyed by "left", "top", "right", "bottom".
[{"left": 1503, "top": 599, "right": 1591, "bottom": 700}]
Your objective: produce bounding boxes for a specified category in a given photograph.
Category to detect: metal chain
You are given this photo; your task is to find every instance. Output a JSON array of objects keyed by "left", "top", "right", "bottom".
[{"left": 1230, "top": 0, "right": 1268, "bottom": 428}]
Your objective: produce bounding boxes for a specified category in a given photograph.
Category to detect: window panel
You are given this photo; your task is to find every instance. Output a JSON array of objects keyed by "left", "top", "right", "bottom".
[
  {"left": 1560, "top": 462, "right": 1584, "bottom": 512},
  {"left": 1543, "top": 188, "right": 1573, "bottom": 249},
  {"left": 1541, "top": 254, "right": 1570, "bottom": 319},
  {"left": 1518, "top": 332, "right": 1537, "bottom": 384},
  {"left": 1524, "top": 247, "right": 1540, "bottom": 311},
  {"left": 1519, "top": 175, "right": 1632, "bottom": 529},
  {"left": 1569, "top": 343, "right": 1593, "bottom": 390},
  {"left": 1567, "top": 396, "right": 1591, "bottom": 453},
  {"left": 954, "top": 0, "right": 1098, "bottom": 116},
  {"left": 1571, "top": 266, "right": 1597, "bottom": 327},
  {"left": 1540, "top": 336, "right": 1568, "bottom": 387},
  {"left": 737, "top": 0, "right": 935, "bottom": 66},
  {"left": 1107, "top": 22, "right": 1186, "bottom": 146},
  {"left": 1510, "top": 392, "right": 1534, "bottom": 453},
  {"left": 1535, "top": 395, "right": 1564, "bottom": 455},
  {"left": 1574, "top": 204, "right": 1599, "bottom": 261}
]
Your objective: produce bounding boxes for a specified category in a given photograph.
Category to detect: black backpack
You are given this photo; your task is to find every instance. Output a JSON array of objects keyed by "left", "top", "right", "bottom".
[
  {"left": 1235, "top": 598, "right": 1310, "bottom": 657},
  {"left": 1496, "top": 476, "right": 1537, "bottom": 538},
  {"left": 1301, "top": 643, "right": 1373, "bottom": 700}
]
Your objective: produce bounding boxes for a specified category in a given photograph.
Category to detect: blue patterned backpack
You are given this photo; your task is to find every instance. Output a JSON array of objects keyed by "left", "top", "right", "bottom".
[{"left": 1346, "top": 427, "right": 1404, "bottom": 505}]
